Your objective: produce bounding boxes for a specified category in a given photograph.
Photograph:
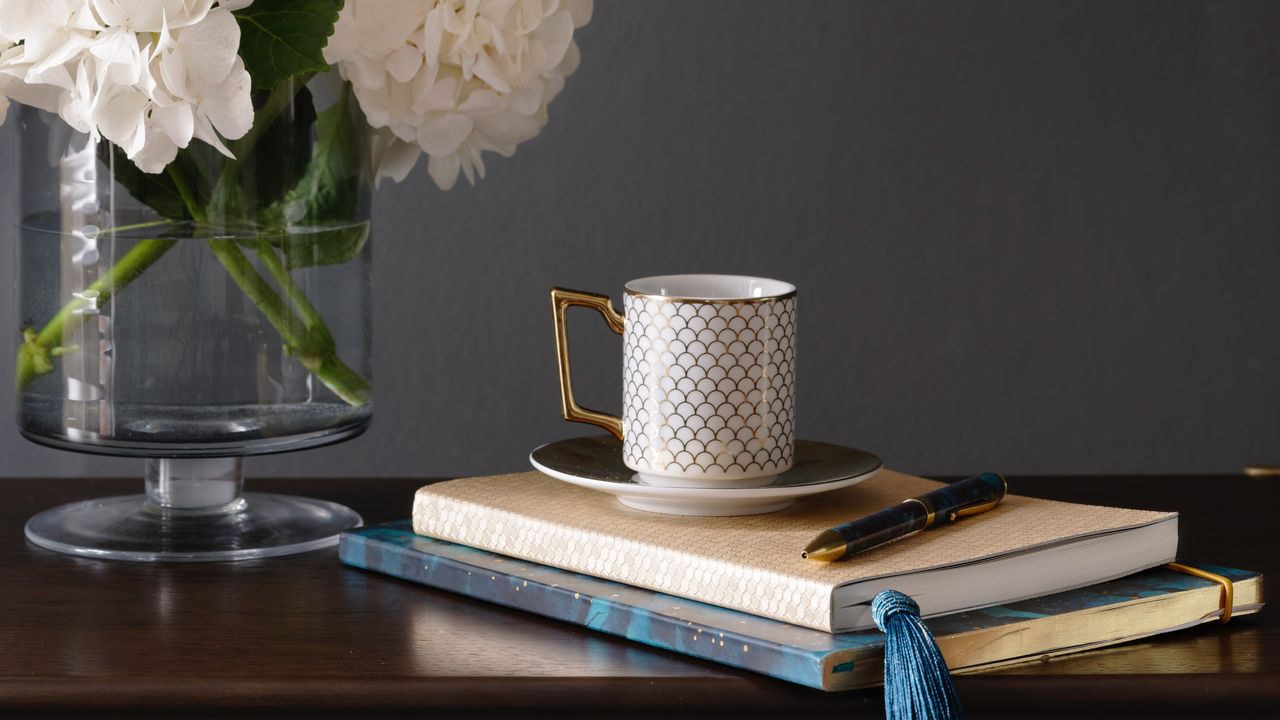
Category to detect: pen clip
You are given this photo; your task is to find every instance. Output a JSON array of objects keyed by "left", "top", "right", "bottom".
[
  {"left": 947, "top": 496, "right": 1002, "bottom": 522},
  {"left": 945, "top": 473, "right": 1008, "bottom": 522}
]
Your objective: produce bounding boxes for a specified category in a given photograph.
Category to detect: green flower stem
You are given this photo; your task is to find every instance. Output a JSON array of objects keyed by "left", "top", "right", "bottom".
[
  {"left": 168, "top": 165, "right": 206, "bottom": 223},
  {"left": 208, "top": 239, "right": 370, "bottom": 406},
  {"left": 15, "top": 238, "right": 177, "bottom": 391},
  {"left": 253, "top": 239, "right": 331, "bottom": 344},
  {"left": 98, "top": 219, "right": 175, "bottom": 234},
  {"left": 199, "top": 73, "right": 370, "bottom": 406},
  {"left": 17, "top": 233, "right": 372, "bottom": 407}
]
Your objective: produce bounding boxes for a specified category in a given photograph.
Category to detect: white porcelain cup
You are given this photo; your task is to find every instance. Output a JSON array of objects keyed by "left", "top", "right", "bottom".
[{"left": 551, "top": 275, "right": 796, "bottom": 487}]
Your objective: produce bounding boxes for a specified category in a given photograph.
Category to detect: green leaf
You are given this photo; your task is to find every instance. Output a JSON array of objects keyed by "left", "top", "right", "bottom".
[
  {"left": 279, "top": 221, "right": 370, "bottom": 270},
  {"left": 254, "top": 85, "right": 317, "bottom": 211},
  {"left": 233, "top": 0, "right": 344, "bottom": 90},
  {"left": 99, "top": 144, "right": 191, "bottom": 221},
  {"left": 206, "top": 76, "right": 318, "bottom": 225},
  {"left": 259, "top": 83, "right": 366, "bottom": 268},
  {"left": 278, "top": 85, "right": 361, "bottom": 223}
]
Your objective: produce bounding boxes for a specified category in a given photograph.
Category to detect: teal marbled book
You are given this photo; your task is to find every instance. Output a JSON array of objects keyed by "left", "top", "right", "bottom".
[{"left": 340, "top": 521, "right": 1263, "bottom": 691}]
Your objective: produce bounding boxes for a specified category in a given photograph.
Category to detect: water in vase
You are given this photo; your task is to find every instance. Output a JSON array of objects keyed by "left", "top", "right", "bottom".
[{"left": 17, "top": 212, "right": 373, "bottom": 458}]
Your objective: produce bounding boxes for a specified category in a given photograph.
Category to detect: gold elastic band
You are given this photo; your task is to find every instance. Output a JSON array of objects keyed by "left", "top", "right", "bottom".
[{"left": 1165, "top": 562, "right": 1234, "bottom": 624}]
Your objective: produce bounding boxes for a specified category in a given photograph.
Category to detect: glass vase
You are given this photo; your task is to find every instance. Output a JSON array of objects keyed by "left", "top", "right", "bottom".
[{"left": 14, "top": 74, "right": 373, "bottom": 561}]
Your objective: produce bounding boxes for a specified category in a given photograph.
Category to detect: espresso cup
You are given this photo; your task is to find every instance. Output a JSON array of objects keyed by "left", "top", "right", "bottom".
[{"left": 551, "top": 275, "right": 796, "bottom": 487}]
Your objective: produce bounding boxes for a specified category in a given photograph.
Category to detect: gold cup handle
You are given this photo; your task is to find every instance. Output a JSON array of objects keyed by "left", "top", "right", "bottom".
[{"left": 550, "top": 288, "right": 625, "bottom": 440}]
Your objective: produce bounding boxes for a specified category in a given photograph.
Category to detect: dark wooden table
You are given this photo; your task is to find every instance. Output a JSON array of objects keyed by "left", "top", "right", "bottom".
[{"left": 0, "top": 475, "right": 1274, "bottom": 719}]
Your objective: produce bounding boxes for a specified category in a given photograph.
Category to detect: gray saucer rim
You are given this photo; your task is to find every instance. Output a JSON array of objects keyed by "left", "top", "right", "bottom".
[{"left": 530, "top": 435, "right": 882, "bottom": 491}]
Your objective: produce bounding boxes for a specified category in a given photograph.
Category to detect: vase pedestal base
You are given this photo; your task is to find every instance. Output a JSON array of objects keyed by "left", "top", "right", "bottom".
[{"left": 24, "top": 458, "right": 362, "bottom": 562}]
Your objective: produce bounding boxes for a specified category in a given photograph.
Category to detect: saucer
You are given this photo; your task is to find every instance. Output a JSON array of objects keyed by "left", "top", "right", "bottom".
[{"left": 529, "top": 435, "right": 882, "bottom": 516}]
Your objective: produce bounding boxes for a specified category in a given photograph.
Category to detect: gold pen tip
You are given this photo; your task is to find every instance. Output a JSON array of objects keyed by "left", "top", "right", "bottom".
[
  {"left": 802, "top": 530, "right": 846, "bottom": 562},
  {"left": 802, "top": 546, "right": 845, "bottom": 562}
]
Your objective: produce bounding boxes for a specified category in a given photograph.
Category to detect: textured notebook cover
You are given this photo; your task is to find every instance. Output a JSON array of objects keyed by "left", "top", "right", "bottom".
[
  {"left": 412, "top": 470, "right": 1176, "bottom": 630},
  {"left": 340, "top": 521, "right": 1261, "bottom": 691}
]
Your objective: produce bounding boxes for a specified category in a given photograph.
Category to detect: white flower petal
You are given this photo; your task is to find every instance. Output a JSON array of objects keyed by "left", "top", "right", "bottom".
[
  {"left": 323, "top": 6, "right": 359, "bottom": 63},
  {"left": 158, "top": 42, "right": 189, "bottom": 97},
  {"left": 441, "top": 3, "right": 474, "bottom": 36},
  {"left": 93, "top": 0, "right": 214, "bottom": 33},
  {"left": 420, "top": 7, "right": 445, "bottom": 67},
  {"left": 413, "top": 74, "right": 460, "bottom": 114},
  {"left": 370, "top": 131, "right": 421, "bottom": 187},
  {"left": 427, "top": 151, "right": 461, "bottom": 191},
  {"left": 531, "top": 7, "right": 573, "bottom": 70},
  {"left": 152, "top": 101, "right": 194, "bottom": 146},
  {"left": 542, "top": 71, "right": 564, "bottom": 104},
  {"left": 0, "top": 44, "right": 24, "bottom": 65},
  {"left": 475, "top": 109, "right": 539, "bottom": 145},
  {"left": 20, "top": 26, "right": 82, "bottom": 69},
  {"left": 191, "top": 111, "right": 233, "bottom": 157},
  {"left": 173, "top": 7, "right": 239, "bottom": 83},
  {"left": 96, "top": 86, "right": 149, "bottom": 153},
  {"left": 69, "top": 4, "right": 104, "bottom": 32},
  {"left": 385, "top": 44, "right": 424, "bottom": 84},
  {"left": 459, "top": 88, "right": 505, "bottom": 116},
  {"left": 90, "top": 27, "right": 143, "bottom": 86},
  {"left": 502, "top": 84, "right": 540, "bottom": 115},
  {"left": 557, "top": 38, "right": 580, "bottom": 76},
  {"left": 198, "top": 58, "right": 252, "bottom": 140},
  {"left": 0, "top": 0, "right": 80, "bottom": 41},
  {"left": 416, "top": 111, "right": 474, "bottom": 156},
  {"left": 28, "top": 32, "right": 93, "bottom": 76},
  {"left": 1, "top": 76, "right": 65, "bottom": 115},
  {"left": 350, "top": 56, "right": 389, "bottom": 91},
  {"left": 563, "top": 0, "right": 592, "bottom": 28},
  {"left": 57, "top": 77, "right": 93, "bottom": 133},
  {"left": 459, "top": 142, "right": 484, "bottom": 185},
  {"left": 131, "top": 131, "right": 180, "bottom": 173},
  {"left": 355, "top": 0, "right": 427, "bottom": 55},
  {"left": 22, "top": 61, "right": 76, "bottom": 93},
  {"left": 515, "top": 0, "right": 544, "bottom": 34},
  {"left": 470, "top": 51, "right": 512, "bottom": 93}
]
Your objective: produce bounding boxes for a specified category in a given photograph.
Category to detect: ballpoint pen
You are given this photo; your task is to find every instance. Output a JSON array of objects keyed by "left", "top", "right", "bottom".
[{"left": 802, "top": 472, "right": 1007, "bottom": 561}]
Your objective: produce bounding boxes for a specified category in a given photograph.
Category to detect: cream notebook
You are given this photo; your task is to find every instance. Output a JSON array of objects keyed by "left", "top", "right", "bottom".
[{"left": 412, "top": 470, "right": 1178, "bottom": 632}]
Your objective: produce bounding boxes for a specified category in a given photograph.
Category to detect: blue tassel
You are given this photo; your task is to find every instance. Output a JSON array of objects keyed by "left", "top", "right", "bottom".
[{"left": 872, "top": 589, "right": 964, "bottom": 720}]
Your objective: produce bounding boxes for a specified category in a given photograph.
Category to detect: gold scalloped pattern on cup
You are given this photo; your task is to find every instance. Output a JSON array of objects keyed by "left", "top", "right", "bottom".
[{"left": 622, "top": 294, "right": 796, "bottom": 478}]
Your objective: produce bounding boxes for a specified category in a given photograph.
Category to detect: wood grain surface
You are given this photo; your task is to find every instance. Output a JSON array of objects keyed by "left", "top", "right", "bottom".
[{"left": 0, "top": 475, "right": 1274, "bottom": 719}]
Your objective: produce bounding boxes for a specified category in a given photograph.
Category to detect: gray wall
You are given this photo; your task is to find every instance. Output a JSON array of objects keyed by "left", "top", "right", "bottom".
[{"left": 2, "top": 1, "right": 1278, "bottom": 479}]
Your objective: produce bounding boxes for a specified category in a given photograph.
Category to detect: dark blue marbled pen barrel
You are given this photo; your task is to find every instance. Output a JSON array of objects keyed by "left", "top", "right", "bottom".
[{"left": 803, "top": 472, "right": 1007, "bottom": 561}]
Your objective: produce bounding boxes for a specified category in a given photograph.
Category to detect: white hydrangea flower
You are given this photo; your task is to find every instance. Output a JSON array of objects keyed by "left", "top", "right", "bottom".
[
  {"left": 326, "top": 0, "right": 593, "bottom": 190},
  {"left": 0, "top": 0, "right": 255, "bottom": 173},
  {"left": 0, "top": 43, "right": 13, "bottom": 121}
]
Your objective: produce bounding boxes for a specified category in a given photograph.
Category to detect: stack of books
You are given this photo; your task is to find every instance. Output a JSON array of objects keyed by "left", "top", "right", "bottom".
[{"left": 340, "top": 469, "right": 1263, "bottom": 691}]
